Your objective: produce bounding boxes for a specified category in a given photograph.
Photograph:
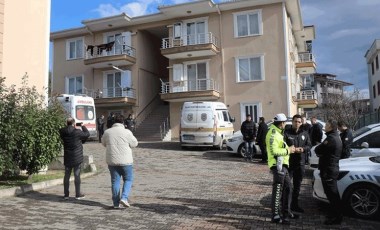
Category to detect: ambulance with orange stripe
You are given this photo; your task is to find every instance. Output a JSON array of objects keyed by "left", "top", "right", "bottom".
[
  {"left": 180, "top": 101, "right": 235, "bottom": 149},
  {"left": 56, "top": 94, "right": 97, "bottom": 139}
]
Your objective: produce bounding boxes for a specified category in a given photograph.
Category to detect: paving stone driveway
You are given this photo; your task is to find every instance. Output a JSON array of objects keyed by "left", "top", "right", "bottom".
[{"left": 0, "top": 141, "right": 379, "bottom": 230}]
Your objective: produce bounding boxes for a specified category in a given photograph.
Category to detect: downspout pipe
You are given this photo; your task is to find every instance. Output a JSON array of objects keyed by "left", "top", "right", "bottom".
[
  {"left": 282, "top": 1, "right": 291, "bottom": 117},
  {"left": 216, "top": 4, "right": 225, "bottom": 104}
]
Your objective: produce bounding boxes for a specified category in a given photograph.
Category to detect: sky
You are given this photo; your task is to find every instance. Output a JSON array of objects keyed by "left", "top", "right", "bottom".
[{"left": 51, "top": 0, "right": 380, "bottom": 97}]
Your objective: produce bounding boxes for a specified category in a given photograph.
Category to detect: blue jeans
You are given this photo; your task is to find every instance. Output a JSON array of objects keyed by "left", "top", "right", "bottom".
[
  {"left": 108, "top": 165, "right": 133, "bottom": 207},
  {"left": 64, "top": 164, "right": 81, "bottom": 197},
  {"left": 244, "top": 140, "right": 256, "bottom": 159}
]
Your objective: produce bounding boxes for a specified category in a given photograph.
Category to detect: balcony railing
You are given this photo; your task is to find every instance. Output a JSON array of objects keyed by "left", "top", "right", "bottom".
[
  {"left": 298, "top": 53, "right": 315, "bottom": 63},
  {"left": 296, "top": 90, "right": 317, "bottom": 100},
  {"left": 161, "top": 79, "right": 219, "bottom": 94},
  {"left": 161, "top": 32, "right": 219, "bottom": 49},
  {"left": 85, "top": 42, "right": 136, "bottom": 59},
  {"left": 84, "top": 87, "right": 136, "bottom": 99}
]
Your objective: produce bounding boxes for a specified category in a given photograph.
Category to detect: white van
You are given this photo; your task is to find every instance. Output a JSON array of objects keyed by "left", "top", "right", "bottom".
[
  {"left": 56, "top": 94, "right": 97, "bottom": 139},
  {"left": 180, "top": 101, "right": 235, "bottom": 149}
]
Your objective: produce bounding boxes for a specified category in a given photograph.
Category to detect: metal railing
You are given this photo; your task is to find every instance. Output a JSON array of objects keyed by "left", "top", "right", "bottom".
[
  {"left": 161, "top": 32, "right": 219, "bottom": 49},
  {"left": 160, "top": 117, "right": 170, "bottom": 140},
  {"left": 85, "top": 42, "right": 136, "bottom": 59},
  {"left": 83, "top": 87, "right": 136, "bottom": 99},
  {"left": 161, "top": 79, "right": 219, "bottom": 94},
  {"left": 298, "top": 52, "right": 315, "bottom": 63},
  {"left": 296, "top": 90, "right": 317, "bottom": 100}
]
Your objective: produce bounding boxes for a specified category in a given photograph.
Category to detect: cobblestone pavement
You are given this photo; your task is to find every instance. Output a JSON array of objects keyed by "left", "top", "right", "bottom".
[{"left": 1, "top": 141, "right": 379, "bottom": 230}]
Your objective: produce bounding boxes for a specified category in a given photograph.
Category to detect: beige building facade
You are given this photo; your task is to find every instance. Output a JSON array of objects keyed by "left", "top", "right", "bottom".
[
  {"left": 0, "top": 0, "right": 51, "bottom": 95},
  {"left": 51, "top": 0, "right": 316, "bottom": 139}
]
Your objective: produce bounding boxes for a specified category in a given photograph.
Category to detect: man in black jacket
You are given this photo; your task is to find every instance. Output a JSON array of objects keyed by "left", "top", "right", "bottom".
[
  {"left": 241, "top": 114, "right": 257, "bottom": 162},
  {"left": 315, "top": 119, "right": 343, "bottom": 225},
  {"left": 284, "top": 114, "right": 311, "bottom": 214},
  {"left": 59, "top": 118, "right": 90, "bottom": 200},
  {"left": 256, "top": 117, "right": 268, "bottom": 163},
  {"left": 310, "top": 116, "right": 323, "bottom": 146},
  {"left": 338, "top": 121, "right": 353, "bottom": 159}
]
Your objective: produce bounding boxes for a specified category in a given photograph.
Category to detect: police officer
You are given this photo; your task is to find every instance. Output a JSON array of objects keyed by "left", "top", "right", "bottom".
[
  {"left": 338, "top": 121, "right": 353, "bottom": 159},
  {"left": 266, "top": 113, "right": 296, "bottom": 224},
  {"left": 284, "top": 114, "right": 311, "bottom": 213},
  {"left": 315, "top": 119, "right": 343, "bottom": 225}
]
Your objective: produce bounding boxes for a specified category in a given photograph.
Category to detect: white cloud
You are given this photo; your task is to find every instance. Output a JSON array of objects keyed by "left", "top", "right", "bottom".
[{"left": 94, "top": 0, "right": 161, "bottom": 17}]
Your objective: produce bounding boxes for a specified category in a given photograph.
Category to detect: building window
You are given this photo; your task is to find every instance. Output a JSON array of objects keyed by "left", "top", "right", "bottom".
[
  {"left": 66, "top": 76, "right": 83, "bottom": 94},
  {"left": 372, "top": 61, "right": 375, "bottom": 75},
  {"left": 66, "top": 38, "right": 83, "bottom": 60},
  {"left": 377, "top": 55, "right": 379, "bottom": 70},
  {"left": 240, "top": 103, "right": 261, "bottom": 123},
  {"left": 374, "top": 85, "right": 376, "bottom": 98},
  {"left": 235, "top": 55, "right": 264, "bottom": 82},
  {"left": 233, "top": 10, "right": 262, "bottom": 37}
]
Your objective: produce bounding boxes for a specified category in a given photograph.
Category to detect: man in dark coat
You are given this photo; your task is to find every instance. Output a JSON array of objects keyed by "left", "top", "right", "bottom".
[
  {"left": 97, "top": 114, "right": 105, "bottom": 143},
  {"left": 338, "top": 121, "right": 353, "bottom": 159},
  {"left": 107, "top": 112, "right": 115, "bottom": 129},
  {"left": 284, "top": 114, "right": 311, "bottom": 214},
  {"left": 315, "top": 119, "right": 343, "bottom": 225},
  {"left": 59, "top": 118, "right": 90, "bottom": 200},
  {"left": 256, "top": 117, "right": 268, "bottom": 163},
  {"left": 310, "top": 116, "right": 323, "bottom": 146},
  {"left": 241, "top": 114, "right": 257, "bottom": 162}
]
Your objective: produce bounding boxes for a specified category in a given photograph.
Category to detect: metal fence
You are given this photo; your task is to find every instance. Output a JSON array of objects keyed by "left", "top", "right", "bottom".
[{"left": 355, "top": 110, "right": 380, "bottom": 129}]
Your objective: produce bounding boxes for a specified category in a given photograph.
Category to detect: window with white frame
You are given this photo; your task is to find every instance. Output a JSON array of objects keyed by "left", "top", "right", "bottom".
[
  {"left": 235, "top": 55, "right": 264, "bottom": 82},
  {"left": 66, "top": 76, "right": 83, "bottom": 94},
  {"left": 66, "top": 38, "right": 83, "bottom": 60},
  {"left": 240, "top": 103, "right": 261, "bottom": 123},
  {"left": 234, "top": 10, "right": 262, "bottom": 37}
]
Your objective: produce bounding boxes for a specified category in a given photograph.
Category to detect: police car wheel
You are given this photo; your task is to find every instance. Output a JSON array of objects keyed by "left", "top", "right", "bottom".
[
  {"left": 237, "top": 144, "right": 246, "bottom": 158},
  {"left": 343, "top": 184, "right": 380, "bottom": 219}
]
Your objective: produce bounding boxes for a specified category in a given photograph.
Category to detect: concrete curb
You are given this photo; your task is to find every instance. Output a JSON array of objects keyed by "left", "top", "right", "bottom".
[{"left": 0, "top": 171, "right": 97, "bottom": 199}]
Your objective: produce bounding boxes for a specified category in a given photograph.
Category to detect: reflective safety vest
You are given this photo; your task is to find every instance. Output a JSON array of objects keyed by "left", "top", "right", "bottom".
[{"left": 265, "top": 124, "right": 290, "bottom": 168}]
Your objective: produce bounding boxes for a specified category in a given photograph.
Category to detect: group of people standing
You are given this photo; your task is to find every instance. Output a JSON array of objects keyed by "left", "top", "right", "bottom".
[
  {"left": 59, "top": 113, "right": 139, "bottom": 209},
  {"left": 266, "top": 113, "right": 353, "bottom": 226},
  {"left": 96, "top": 113, "right": 136, "bottom": 143}
]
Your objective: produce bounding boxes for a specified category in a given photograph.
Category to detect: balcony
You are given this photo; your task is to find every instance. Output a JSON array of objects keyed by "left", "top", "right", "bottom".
[
  {"left": 161, "top": 32, "right": 220, "bottom": 59},
  {"left": 160, "top": 79, "right": 220, "bottom": 102},
  {"left": 295, "top": 90, "right": 318, "bottom": 108},
  {"left": 84, "top": 87, "right": 136, "bottom": 107},
  {"left": 84, "top": 42, "right": 136, "bottom": 68},
  {"left": 296, "top": 53, "right": 316, "bottom": 74}
]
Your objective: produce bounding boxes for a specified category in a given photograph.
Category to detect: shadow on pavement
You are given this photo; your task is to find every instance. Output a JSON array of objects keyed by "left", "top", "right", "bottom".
[
  {"left": 202, "top": 151, "right": 244, "bottom": 162},
  {"left": 18, "top": 191, "right": 111, "bottom": 209},
  {"left": 137, "top": 141, "right": 182, "bottom": 151},
  {"left": 134, "top": 197, "right": 269, "bottom": 227}
]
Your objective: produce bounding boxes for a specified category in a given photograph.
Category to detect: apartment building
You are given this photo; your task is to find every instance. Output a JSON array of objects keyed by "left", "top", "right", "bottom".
[
  {"left": 365, "top": 39, "right": 380, "bottom": 112},
  {"left": 301, "top": 73, "right": 352, "bottom": 108},
  {"left": 50, "top": 0, "right": 316, "bottom": 140},
  {"left": 0, "top": 0, "right": 51, "bottom": 95}
]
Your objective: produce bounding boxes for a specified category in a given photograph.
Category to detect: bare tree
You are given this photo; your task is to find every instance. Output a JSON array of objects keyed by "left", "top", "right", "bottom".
[{"left": 312, "top": 88, "right": 367, "bottom": 129}]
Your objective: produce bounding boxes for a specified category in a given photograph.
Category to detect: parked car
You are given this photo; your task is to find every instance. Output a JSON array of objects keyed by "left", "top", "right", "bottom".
[
  {"left": 226, "top": 118, "right": 325, "bottom": 157},
  {"left": 312, "top": 156, "right": 380, "bottom": 219},
  {"left": 309, "top": 123, "right": 380, "bottom": 168}
]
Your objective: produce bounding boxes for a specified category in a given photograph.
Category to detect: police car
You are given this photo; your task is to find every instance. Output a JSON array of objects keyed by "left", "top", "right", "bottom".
[{"left": 313, "top": 156, "right": 380, "bottom": 219}]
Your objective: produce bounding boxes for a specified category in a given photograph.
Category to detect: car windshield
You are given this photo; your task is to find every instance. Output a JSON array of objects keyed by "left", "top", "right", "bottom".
[
  {"left": 369, "top": 156, "right": 380, "bottom": 163},
  {"left": 353, "top": 126, "right": 371, "bottom": 138}
]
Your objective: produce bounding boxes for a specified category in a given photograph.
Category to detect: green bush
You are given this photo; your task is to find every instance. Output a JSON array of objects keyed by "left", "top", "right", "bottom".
[{"left": 0, "top": 75, "right": 66, "bottom": 176}]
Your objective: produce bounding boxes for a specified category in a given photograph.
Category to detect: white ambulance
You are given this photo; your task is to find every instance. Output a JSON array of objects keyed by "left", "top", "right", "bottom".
[
  {"left": 56, "top": 94, "right": 97, "bottom": 139},
  {"left": 180, "top": 101, "right": 235, "bottom": 149}
]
